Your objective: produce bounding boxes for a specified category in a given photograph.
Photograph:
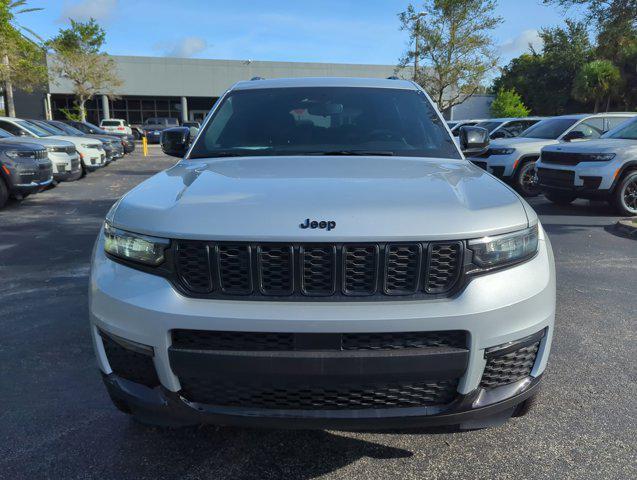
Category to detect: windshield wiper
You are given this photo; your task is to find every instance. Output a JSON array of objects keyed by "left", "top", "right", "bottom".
[{"left": 305, "top": 150, "right": 395, "bottom": 156}]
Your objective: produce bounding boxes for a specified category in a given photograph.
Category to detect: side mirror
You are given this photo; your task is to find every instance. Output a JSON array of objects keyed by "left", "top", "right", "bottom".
[
  {"left": 161, "top": 127, "right": 191, "bottom": 158},
  {"left": 563, "top": 130, "right": 586, "bottom": 142},
  {"left": 458, "top": 126, "right": 489, "bottom": 156},
  {"left": 18, "top": 130, "right": 28, "bottom": 137}
]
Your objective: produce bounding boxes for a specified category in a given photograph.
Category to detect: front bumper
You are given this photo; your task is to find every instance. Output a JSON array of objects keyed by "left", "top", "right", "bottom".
[
  {"left": 52, "top": 154, "right": 82, "bottom": 181},
  {"left": 469, "top": 155, "right": 517, "bottom": 179},
  {"left": 103, "top": 371, "right": 543, "bottom": 429},
  {"left": 90, "top": 227, "right": 555, "bottom": 428},
  {"left": 536, "top": 161, "right": 618, "bottom": 198}
]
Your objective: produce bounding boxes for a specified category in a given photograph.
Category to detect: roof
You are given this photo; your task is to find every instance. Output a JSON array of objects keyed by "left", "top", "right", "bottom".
[
  {"left": 550, "top": 112, "right": 637, "bottom": 120},
  {"left": 231, "top": 77, "right": 417, "bottom": 91}
]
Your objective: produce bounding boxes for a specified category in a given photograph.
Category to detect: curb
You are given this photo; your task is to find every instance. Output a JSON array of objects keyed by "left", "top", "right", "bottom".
[{"left": 614, "top": 218, "right": 637, "bottom": 239}]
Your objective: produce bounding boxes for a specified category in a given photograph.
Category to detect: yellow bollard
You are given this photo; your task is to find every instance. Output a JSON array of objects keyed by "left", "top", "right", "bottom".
[{"left": 142, "top": 136, "right": 148, "bottom": 157}]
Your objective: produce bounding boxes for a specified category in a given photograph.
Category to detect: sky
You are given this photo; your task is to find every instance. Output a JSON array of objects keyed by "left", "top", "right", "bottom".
[{"left": 19, "top": 0, "right": 585, "bottom": 66}]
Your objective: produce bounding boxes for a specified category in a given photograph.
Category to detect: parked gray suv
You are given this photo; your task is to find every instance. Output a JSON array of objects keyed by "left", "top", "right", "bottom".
[
  {"left": 90, "top": 77, "right": 555, "bottom": 430},
  {"left": 537, "top": 116, "right": 637, "bottom": 215}
]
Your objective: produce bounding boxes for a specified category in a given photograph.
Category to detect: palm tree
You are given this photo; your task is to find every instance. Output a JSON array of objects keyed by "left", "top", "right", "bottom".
[{"left": 1, "top": 1, "right": 43, "bottom": 117}]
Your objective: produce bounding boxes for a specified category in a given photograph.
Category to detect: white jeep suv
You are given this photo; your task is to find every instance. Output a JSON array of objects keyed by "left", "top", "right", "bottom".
[
  {"left": 469, "top": 113, "right": 636, "bottom": 197},
  {"left": 90, "top": 77, "right": 555, "bottom": 430},
  {"left": 0, "top": 117, "right": 106, "bottom": 173},
  {"left": 537, "top": 116, "right": 637, "bottom": 215}
]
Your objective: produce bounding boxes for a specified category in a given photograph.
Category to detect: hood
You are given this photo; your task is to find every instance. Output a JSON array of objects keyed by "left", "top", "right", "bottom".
[
  {"left": 0, "top": 139, "right": 45, "bottom": 151},
  {"left": 85, "top": 134, "right": 119, "bottom": 144},
  {"left": 48, "top": 135, "right": 101, "bottom": 147},
  {"left": 111, "top": 156, "right": 531, "bottom": 242},
  {"left": 0, "top": 136, "right": 74, "bottom": 148},
  {"left": 491, "top": 137, "right": 559, "bottom": 150},
  {"left": 543, "top": 138, "right": 636, "bottom": 154}
]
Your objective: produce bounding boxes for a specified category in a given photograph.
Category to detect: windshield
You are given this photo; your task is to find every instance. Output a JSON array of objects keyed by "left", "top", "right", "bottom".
[
  {"left": 16, "top": 120, "right": 53, "bottom": 137},
  {"left": 189, "top": 87, "right": 460, "bottom": 159},
  {"left": 101, "top": 120, "right": 121, "bottom": 126},
  {"left": 603, "top": 118, "right": 637, "bottom": 140},
  {"left": 475, "top": 121, "right": 504, "bottom": 133},
  {"left": 50, "top": 121, "right": 84, "bottom": 136},
  {"left": 519, "top": 118, "right": 578, "bottom": 139},
  {"left": 0, "top": 128, "right": 12, "bottom": 138},
  {"left": 31, "top": 120, "right": 67, "bottom": 136}
]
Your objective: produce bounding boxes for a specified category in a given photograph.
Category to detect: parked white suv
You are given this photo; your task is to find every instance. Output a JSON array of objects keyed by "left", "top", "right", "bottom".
[
  {"left": 100, "top": 118, "right": 133, "bottom": 136},
  {"left": 90, "top": 77, "right": 555, "bottom": 430},
  {"left": 537, "top": 116, "right": 637, "bottom": 215},
  {"left": 469, "top": 113, "right": 637, "bottom": 196},
  {"left": 0, "top": 117, "right": 106, "bottom": 173}
]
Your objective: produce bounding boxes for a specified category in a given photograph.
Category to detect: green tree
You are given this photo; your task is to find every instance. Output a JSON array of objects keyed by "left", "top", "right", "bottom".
[
  {"left": 47, "top": 18, "right": 122, "bottom": 121},
  {"left": 490, "top": 88, "right": 530, "bottom": 117},
  {"left": 0, "top": 0, "right": 47, "bottom": 117},
  {"left": 397, "top": 1, "right": 502, "bottom": 112},
  {"left": 572, "top": 60, "right": 622, "bottom": 112},
  {"left": 493, "top": 21, "right": 593, "bottom": 114}
]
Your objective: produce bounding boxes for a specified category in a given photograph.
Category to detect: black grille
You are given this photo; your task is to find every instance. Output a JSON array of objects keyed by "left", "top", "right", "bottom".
[
  {"left": 384, "top": 244, "right": 421, "bottom": 294},
  {"left": 537, "top": 168, "right": 574, "bottom": 188},
  {"left": 218, "top": 245, "right": 252, "bottom": 294},
  {"left": 101, "top": 333, "right": 159, "bottom": 387},
  {"left": 34, "top": 149, "right": 48, "bottom": 160},
  {"left": 343, "top": 245, "right": 378, "bottom": 295},
  {"left": 480, "top": 341, "right": 540, "bottom": 388},
  {"left": 173, "top": 241, "right": 464, "bottom": 300},
  {"left": 425, "top": 243, "right": 462, "bottom": 293},
  {"left": 178, "top": 378, "right": 459, "bottom": 410},
  {"left": 342, "top": 331, "right": 466, "bottom": 351},
  {"left": 301, "top": 246, "right": 336, "bottom": 295},
  {"left": 258, "top": 245, "right": 293, "bottom": 295},
  {"left": 541, "top": 151, "right": 605, "bottom": 166},
  {"left": 172, "top": 330, "right": 294, "bottom": 351},
  {"left": 172, "top": 330, "right": 467, "bottom": 352}
]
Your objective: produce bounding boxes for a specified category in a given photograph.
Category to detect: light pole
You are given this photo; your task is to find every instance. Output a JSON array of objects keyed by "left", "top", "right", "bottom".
[{"left": 411, "top": 12, "right": 426, "bottom": 81}]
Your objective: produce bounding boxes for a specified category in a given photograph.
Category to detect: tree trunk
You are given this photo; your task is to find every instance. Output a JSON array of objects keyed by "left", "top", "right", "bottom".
[
  {"left": 605, "top": 95, "right": 611, "bottom": 112},
  {"left": 593, "top": 98, "right": 600, "bottom": 113},
  {"left": 2, "top": 54, "right": 16, "bottom": 118},
  {"left": 78, "top": 98, "right": 86, "bottom": 122}
]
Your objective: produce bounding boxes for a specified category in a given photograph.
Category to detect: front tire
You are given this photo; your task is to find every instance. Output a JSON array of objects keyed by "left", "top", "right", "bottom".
[
  {"left": 614, "top": 170, "right": 637, "bottom": 216},
  {"left": 544, "top": 191, "right": 576, "bottom": 205},
  {"left": 515, "top": 160, "right": 540, "bottom": 197},
  {"left": 0, "top": 178, "right": 9, "bottom": 209}
]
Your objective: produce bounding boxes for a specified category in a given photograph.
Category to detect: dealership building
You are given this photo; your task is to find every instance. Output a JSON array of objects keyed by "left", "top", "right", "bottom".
[{"left": 11, "top": 54, "right": 491, "bottom": 124}]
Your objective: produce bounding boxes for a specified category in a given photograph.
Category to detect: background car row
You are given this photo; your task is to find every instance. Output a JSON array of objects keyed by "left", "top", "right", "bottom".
[
  {"left": 0, "top": 117, "right": 135, "bottom": 209},
  {"left": 450, "top": 112, "right": 637, "bottom": 215}
]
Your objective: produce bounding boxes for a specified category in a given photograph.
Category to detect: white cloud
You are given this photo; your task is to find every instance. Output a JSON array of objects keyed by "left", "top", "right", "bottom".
[
  {"left": 500, "top": 29, "right": 544, "bottom": 57},
  {"left": 156, "top": 37, "right": 209, "bottom": 58},
  {"left": 58, "top": 0, "right": 118, "bottom": 23}
]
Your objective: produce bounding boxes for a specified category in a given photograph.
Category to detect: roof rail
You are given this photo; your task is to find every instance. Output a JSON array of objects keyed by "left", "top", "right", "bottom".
[{"left": 250, "top": 76, "right": 265, "bottom": 81}]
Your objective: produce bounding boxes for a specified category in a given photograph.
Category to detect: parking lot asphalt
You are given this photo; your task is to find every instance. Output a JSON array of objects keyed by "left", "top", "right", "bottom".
[{"left": 1, "top": 148, "right": 635, "bottom": 480}]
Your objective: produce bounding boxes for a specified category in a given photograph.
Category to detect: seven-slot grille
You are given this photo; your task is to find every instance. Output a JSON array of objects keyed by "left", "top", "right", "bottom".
[{"left": 173, "top": 241, "right": 464, "bottom": 299}]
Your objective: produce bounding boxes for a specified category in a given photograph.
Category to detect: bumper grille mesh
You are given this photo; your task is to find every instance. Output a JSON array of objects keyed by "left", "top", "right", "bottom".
[
  {"left": 171, "top": 330, "right": 467, "bottom": 352},
  {"left": 537, "top": 168, "right": 574, "bottom": 188},
  {"left": 101, "top": 333, "right": 159, "bottom": 388},
  {"left": 480, "top": 341, "right": 540, "bottom": 388},
  {"left": 172, "top": 241, "right": 464, "bottom": 300},
  {"left": 179, "top": 379, "right": 459, "bottom": 410}
]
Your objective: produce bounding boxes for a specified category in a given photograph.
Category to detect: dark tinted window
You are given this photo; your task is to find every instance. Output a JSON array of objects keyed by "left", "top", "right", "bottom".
[
  {"left": 476, "top": 121, "right": 503, "bottom": 133},
  {"left": 0, "top": 127, "right": 13, "bottom": 138},
  {"left": 0, "top": 121, "right": 22, "bottom": 136},
  {"left": 520, "top": 118, "right": 579, "bottom": 139},
  {"left": 189, "top": 87, "right": 460, "bottom": 159},
  {"left": 570, "top": 118, "right": 605, "bottom": 139}
]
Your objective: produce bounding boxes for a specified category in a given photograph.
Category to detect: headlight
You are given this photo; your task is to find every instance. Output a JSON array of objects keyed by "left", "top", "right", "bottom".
[
  {"left": 489, "top": 148, "right": 516, "bottom": 155},
  {"left": 81, "top": 143, "right": 96, "bottom": 148},
  {"left": 103, "top": 222, "right": 170, "bottom": 266},
  {"left": 6, "top": 150, "right": 36, "bottom": 159},
  {"left": 468, "top": 225, "right": 538, "bottom": 268},
  {"left": 584, "top": 153, "right": 615, "bottom": 162}
]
